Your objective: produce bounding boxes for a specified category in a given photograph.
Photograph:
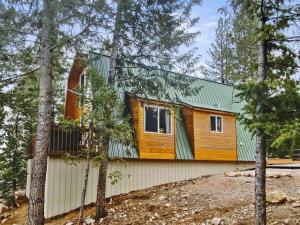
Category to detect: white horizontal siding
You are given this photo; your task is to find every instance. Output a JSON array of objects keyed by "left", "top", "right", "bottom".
[{"left": 26, "top": 158, "right": 254, "bottom": 218}]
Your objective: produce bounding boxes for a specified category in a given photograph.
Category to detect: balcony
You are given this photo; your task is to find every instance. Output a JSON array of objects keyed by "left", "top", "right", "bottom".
[{"left": 29, "top": 125, "right": 88, "bottom": 157}]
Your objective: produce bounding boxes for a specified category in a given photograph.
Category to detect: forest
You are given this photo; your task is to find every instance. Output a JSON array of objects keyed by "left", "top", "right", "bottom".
[{"left": 0, "top": 0, "right": 300, "bottom": 225}]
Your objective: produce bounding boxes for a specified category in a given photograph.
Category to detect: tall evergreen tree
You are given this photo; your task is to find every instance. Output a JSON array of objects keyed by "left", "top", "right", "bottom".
[
  {"left": 28, "top": 0, "right": 55, "bottom": 223},
  {"left": 94, "top": 0, "right": 202, "bottom": 219},
  {"left": 1, "top": 0, "right": 111, "bottom": 223},
  {"left": 204, "top": 14, "right": 233, "bottom": 83},
  {"left": 235, "top": 1, "right": 300, "bottom": 224},
  {"left": 0, "top": 76, "right": 39, "bottom": 208}
]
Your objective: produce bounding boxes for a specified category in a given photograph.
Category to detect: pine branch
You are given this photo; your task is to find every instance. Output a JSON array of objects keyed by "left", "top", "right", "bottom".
[{"left": 1, "top": 68, "right": 39, "bottom": 84}]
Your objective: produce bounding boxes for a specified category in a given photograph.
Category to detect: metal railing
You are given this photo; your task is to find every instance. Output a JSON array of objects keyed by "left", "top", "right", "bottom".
[
  {"left": 48, "top": 125, "right": 84, "bottom": 156},
  {"left": 29, "top": 124, "right": 89, "bottom": 157}
]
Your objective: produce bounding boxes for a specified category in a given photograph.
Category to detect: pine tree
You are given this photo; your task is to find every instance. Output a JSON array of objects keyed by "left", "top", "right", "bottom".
[
  {"left": 0, "top": 76, "right": 39, "bottom": 208},
  {"left": 204, "top": 14, "right": 233, "bottom": 83},
  {"left": 235, "top": 1, "right": 300, "bottom": 224},
  {"left": 94, "top": 0, "right": 202, "bottom": 218},
  {"left": 1, "top": 0, "right": 111, "bottom": 223},
  {"left": 230, "top": 2, "right": 258, "bottom": 82}
]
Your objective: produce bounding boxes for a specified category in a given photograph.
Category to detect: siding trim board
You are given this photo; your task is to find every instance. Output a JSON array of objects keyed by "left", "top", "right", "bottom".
[{"left": 26, "top": 158, "right": 255, "bottom": 219}]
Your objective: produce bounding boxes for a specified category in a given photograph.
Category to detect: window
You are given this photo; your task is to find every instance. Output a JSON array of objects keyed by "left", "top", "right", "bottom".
[
  {"left": 210, "top": 115, "right": 223, "bottom": 132},
  {"left": 144, "top": 105, "right": 172, "bottom": 134},
  {"left": 79, "top": 73, "right": 85, "bottom": 107},
  {"left": 80, "top": 74, "right": 85, "bottom": 86}
]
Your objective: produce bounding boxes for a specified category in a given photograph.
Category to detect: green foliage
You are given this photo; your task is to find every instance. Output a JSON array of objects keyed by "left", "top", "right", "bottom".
[
  {"left": 85, "top": 67, "right": 134, "bottom": 154},
  {"left": 0, "top": 76, "right": 39, "bottom": 206},
  {"left": 236, "top": 0, "right": 300, "bottom": 158},
  {"left": 108, "top": 170, "right": 123, "bottom": 186},
  {"left": 205, "top": 3, "right": 258, "bottom": 83},
  {"left": 203, "top": 15, "right": 234, "bottom": 83},
  {"left": 112, "top": 0, "right": 202, "bottom": 74}
]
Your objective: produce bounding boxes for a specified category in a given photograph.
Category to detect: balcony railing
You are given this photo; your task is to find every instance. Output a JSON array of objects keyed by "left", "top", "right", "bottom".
[{"left": 29, "top": 124, "right": 89, "bottom": 157}]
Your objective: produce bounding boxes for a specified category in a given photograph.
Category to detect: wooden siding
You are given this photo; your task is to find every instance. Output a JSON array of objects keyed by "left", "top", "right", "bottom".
[
  {"left": 182, "top": 107, "right": 194, "bottom": 151},
  {"left": 193, "top": 110, "right": 237, "bottom": 161},
  {"left": 26, "top": 158, "right": 254, "bottom": 218},
  {"left": 130, "top": 97, "right": 176, "bottom": 159},
  {"left": 182, "top": 107, "right": 237, "bottom": 161},
  {"left": 64, "top": 54, "right": 85, "bottom": 120}
]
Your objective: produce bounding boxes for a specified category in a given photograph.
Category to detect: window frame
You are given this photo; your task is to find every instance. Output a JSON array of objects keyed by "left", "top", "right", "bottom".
[
  {"left": 144, "top": 104, "right": 172, "bottom": 135},
  {"left": 209, "top": 114, "right": 223, "bottom": 133},
  {"left": 78, "top": 73, "right": 85, "bottom": 108}
]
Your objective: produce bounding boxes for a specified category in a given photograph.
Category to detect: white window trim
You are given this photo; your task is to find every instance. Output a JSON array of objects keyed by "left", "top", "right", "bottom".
[
  {"left": 210, "top": 114, "right": 223, "bottom": 133},
  {"left": 144, "top": 104, "right": 172, "bottom": 135}
]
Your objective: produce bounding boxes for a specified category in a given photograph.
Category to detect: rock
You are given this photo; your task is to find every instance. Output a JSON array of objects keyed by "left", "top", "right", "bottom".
[
  {"left": 84, "top": 217, "right": 95, "bottom": 225},
  {"left": 0, "top": 205, "right": 8, "bottom": 214},
  {"left": 211, "top": 217, "right": 222, "bottom": 225},
  {"left": 1, "top": 219, "right": 8, "bottom": 224},
  {"left": 292, "top": 201, "right": 300, "bottom": 208},
  {"left": 287, "top": 196, "right": 298, "bottom": 202},
  {"left": 284, "top": 219, "right": 290, "bottom": 224},
  {"left": 65, "top": 222, "right": 74, "bottom": 225},
  {"left": 165, "top": 203, "right": 171, "bottom": 207},
  {"left": 159, "top": 195, "right": 166, "bottom": 201},
  {"left": 181, "top": 194, "right": 189, "bottom": 198},
  {"left": 224, "top": 171, "right": 240, "bottom": 177},
  {"left": 2, "top": 213, "right": 10, "bottom": 219},
  {"left": 108, "top": 208, "right": 115, "bottom": 213},
  {"left": 266, "top": 190, "right": 287, "bottom": 204}
]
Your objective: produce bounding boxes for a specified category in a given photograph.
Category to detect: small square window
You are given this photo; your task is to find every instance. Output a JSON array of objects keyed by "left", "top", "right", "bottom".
[
  {"left": 217, "top": 116, "right": 222, "bottom": 132},
  {"left": 210, "top": 116, "right": 216, "bottom": 131},
  {"left": 144, "top": 105, "right": 172, "bottom": 134},
  {"left": 159, "top": 108, "right": 171, "bottom": 134},
  {"left": 145, "top": 106, "right": 158, "bottom": 132},
  {"left": 210, "top": 115, "right": 223, "bottom": 132}
]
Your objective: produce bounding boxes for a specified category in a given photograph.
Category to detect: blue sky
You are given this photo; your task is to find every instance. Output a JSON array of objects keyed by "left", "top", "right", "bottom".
[
  {"left": 188, "top": 1, "right": 299, "bottom": 80},
  {"left": 191, "top": 0, "right": 227, "bottom": 61}
]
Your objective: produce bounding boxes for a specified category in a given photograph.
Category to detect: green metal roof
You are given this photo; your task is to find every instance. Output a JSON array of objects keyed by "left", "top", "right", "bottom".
[
  {"left": 89, "top": 52, "right": 255, "bottom": 161},
  {"left": 180, "top": 100, "right": 236, "bottom": 113},
  {"left": 175, "top": 110, "right": 194, "bottom": 160}
]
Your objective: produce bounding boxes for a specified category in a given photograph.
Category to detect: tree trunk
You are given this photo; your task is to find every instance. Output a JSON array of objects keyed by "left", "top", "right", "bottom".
[
  {"left": 95, "top": 0, "right": 124, "bottom": 220},
  {"left": 107, "top": 0, "right": 123, "bottom": 85},
  {"left": 10, "top": 114, "right": 19, "bottom": 208},
  {"left": 95, "top": 145, "right": 108, "bottom": 219},
  {"left": 10, "top": 180, "right": 17, "bottom": 208},
  {"left": 28, "top": 0, "right": 54, "bottom": 224},
  {"left": 255, "top": 1, "right": 267, "bottom": 225},
  {"left": 78, "top": 122, "right": 93, "bottom": 225}
]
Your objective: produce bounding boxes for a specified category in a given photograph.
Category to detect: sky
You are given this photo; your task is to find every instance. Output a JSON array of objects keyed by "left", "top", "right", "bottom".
[
  {"left": 191, "top": 0, "right": 227, "bottom": 63},
  {"left": 188, "top": 0, "right": 299, "bottom": 80}
]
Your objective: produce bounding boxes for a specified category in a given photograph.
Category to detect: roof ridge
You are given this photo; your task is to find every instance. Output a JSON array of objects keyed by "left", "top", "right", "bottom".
[{"left": 89, "top": 51, "right": 235, "bottom": 88}]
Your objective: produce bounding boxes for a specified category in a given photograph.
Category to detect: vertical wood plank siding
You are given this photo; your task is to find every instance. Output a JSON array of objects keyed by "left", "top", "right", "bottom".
[
  {"left": 182, "top": 107, "right": 238, "bottom": 161},
  {"left": 26, "top": 158, "right": 254, "bottom": 218},
  {"left": 130, "top": 97, "right": 176, "bottom": 159}
]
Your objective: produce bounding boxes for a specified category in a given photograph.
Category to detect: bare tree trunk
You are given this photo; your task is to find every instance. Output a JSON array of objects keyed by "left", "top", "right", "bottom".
[
  {"left": 107, "top": 0, "right": 123, "bottom": 85},
  {"left": 78, "top": 122, "right": 93, "bottom": 225},
  {"left": 28, "top": 0, "right": 54, "bottom": 224},
  {"left": 10, "top": 114, "right": 19, "bottom": 208},
  {"left": 95, "top": 0, "right": 124, "bottom": 220},
  {"left": 10, "top": 180, "right": 17, "bottom": 208},
  {"left": 255, "top": 1, "right": 267, "bottom": 225},
  {"left": 95, "top": 145, "right": 108, "bottom": 219}
]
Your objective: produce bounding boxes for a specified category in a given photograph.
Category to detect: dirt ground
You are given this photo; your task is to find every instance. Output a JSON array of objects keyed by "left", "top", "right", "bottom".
[{"left": 3, "top": 166, "right": 300, "bottom": 225}]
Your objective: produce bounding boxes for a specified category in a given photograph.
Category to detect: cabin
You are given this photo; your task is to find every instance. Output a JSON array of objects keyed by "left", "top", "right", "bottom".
[{"left": 26, "top": 53, "right": 256, "bottom": 218}]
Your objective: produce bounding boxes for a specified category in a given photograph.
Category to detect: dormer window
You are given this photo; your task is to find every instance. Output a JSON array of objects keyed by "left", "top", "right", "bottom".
[
  {"left": 210, "top": 115, "right": 223, "bottom": 132},
  {"left": 144, "top": 105, "right": 171, "bottom": 134}
]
